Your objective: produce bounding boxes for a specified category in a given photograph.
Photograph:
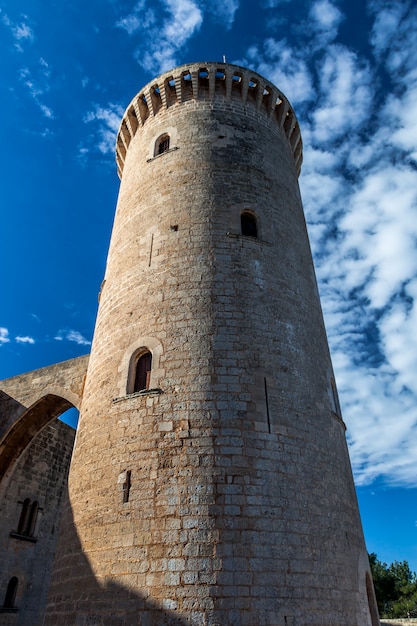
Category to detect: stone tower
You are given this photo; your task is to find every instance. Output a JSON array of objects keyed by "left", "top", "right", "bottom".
[{"left": 43, "top": 63, "right": 379, "bottom": 625}]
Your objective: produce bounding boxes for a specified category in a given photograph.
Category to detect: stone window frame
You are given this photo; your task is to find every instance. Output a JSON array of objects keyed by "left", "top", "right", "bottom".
[
  {"left": 10, "top": 497, "right": 41, "bottom": 543},
  {"left": 155, "top": 133, "right": 170, "bottom": 156},
  {"left": 226, "top": 206, "right": 262, "bottom": 241},
  {"left": 116, "top": 336, "right": 164, "bottom": 400},
  {"left": 131, "top": 349, "right": 152, "bottom": 394},
  {"left": 147, "top": 126, "right": 178, "bottom": 161}
]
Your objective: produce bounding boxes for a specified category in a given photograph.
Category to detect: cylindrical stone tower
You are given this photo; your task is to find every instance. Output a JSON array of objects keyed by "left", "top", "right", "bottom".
[{"left": 45, "top": 63, "right": 379, "bottom": 625}]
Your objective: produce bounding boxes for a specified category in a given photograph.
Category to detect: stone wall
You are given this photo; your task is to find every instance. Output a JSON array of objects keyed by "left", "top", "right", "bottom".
[
  {"left": 0, "top": 355, "right": 88, "bottom": 481},
  {"left": 0, "top": 419, "right": 75, "bottom": 625},
  {"left": 0, "top": 356, "right": 88, "bottom": 623}
]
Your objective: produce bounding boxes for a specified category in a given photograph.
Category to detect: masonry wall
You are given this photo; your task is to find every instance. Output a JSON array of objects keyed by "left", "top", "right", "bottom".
[
  {"left": 44, "top": 63, "right": 377, "bottom": 625},
  {"left": 0, "top": 420, "right": 75, "bottom": 625}
]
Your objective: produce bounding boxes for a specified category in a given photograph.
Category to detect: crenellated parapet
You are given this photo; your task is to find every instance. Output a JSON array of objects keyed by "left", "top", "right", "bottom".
[{"left": 115, "top": 62, "right": 303, "bottom": 178}]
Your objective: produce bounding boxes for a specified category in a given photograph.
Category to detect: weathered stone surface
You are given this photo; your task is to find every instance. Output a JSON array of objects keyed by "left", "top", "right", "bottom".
[{"left": 44, "top": 63, "right": 378, "bottom": 625}]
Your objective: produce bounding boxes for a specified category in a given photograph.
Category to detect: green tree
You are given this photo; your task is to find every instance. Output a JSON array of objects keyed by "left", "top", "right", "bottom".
[{"left": 369, "top": 553, "right": 417, "bottom": 618}]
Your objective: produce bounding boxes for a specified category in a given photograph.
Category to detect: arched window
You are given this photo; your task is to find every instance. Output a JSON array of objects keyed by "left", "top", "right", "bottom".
[
  {"left": 155, "top": 134, "right": 170, "bottom": 156},
  {"left": 133, "top": 351, "right": 152, "bottom": 393},
  {"left": 3, "top": 577, "right": 18, "bottom": 610},
  {"left": 241, "top": 212, "right": 258, "bottom": 238}
]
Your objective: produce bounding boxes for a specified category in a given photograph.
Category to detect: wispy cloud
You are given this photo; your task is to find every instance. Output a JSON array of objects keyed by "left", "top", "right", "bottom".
[
  {"left": 18, "top": 60, "right": 54, "bottom": 119},
  {"left": 206, "top": 0, "right": 240, "bottom": 29},
  {"left": 116, "top": 0, "right": 203, "bottom": 74},
  {"left": 15, "top": 336, "right": 35, "bottom": 344},
  {"left": 0, "top": 10, "right": 34, "bottom": 51},
  {"left": 307, "top": 0, "right": 344, "bottom": 46},
  {"left": 116, "top": 0, "right": 156, "bottom": 34},
  {"left": 54, "top": 329, "right": 91, "bottom": 346},
  {"left": 245, "top": 0, "right": 417, "bottom": 487},
  {"left": 0, "top": 329, "right": 35, "bottom": 346},
  {"left": 236, "top": 39, "right": 315, "bottom": 104},
  {"left": 0, "top": 328, "right": 10, "bottom": 345},
  {"left": 83, "top": 102, "right": 125, "bottom": 156}
]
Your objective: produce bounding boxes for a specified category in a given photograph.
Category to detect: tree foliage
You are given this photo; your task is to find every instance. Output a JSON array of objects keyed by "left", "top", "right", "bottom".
[{"left": 369, "top": 553, "right": 417, "bottom": 618}]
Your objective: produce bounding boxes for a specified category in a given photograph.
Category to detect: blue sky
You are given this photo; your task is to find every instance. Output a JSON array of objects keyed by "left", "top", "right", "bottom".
[{"left": 1, "top": 0, "right": 417, "bottom": 572}]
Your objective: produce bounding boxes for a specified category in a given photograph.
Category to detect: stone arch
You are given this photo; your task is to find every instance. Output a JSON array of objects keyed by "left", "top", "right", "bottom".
[
  {"left": 0, "top": 355, "right": 89, "bottom": 482},
  {"left": 0, "top": 394, "right": 75, "bottom": 481},
  {"left": 0, "top": 359, "right": 85, "bottom": 625}
]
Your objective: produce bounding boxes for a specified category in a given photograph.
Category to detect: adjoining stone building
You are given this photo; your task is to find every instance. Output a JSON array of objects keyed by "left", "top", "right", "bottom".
[
  {"left": 0, "top": 356, "right": 87, "bottom": 625},
  {"left": 0, "top": 62, "right": 380, "bottom": 625}
]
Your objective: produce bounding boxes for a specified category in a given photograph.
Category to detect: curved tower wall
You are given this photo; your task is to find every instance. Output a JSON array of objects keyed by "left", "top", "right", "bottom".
[{"left": 45, "top": 63, "right": 378, "bottom": 625}]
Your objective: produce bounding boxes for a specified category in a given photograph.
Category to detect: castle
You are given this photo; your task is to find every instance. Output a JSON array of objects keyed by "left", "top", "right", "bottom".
[{"left": 0, "top": 62, "right": 379, "bottom": 625}]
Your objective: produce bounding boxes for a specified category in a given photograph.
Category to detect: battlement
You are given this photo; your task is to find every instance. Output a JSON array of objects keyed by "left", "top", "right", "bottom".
[{"left": 115, "top": 62, "right": 303, "bottom": 178}]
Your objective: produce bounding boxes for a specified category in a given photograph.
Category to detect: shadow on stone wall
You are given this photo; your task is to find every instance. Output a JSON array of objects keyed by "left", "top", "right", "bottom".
[{"left": 44, "top": 489, "right": 190, "bottom": 626}]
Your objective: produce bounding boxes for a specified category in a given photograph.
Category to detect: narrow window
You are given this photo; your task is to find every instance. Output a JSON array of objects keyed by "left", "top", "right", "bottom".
[
  {"left": 16, "top": 499, "right": 38, "bottom": 537},
  {"left": 134, "top": 351, "right": 152, "bottom": 392},
  {"left": 3, "top": 577, "right": 18, "bottom": 610},
  {"left": 122, "top": 470, "right": 132, "bottom": 504},
  {"left": 155, "top": 134, "right": 170, "bottom": 156},
  {"left": 241, "top": 212, "right": 258, "bottom": 238},
  {"left": 264, "top": 377, "right": 271, "bottom": 433},
  {"left": 26, "top": 501, "right": 38, "bottom": 537},
  {"left": 17, "top": 498, "right": 30, "bottom": 535}
]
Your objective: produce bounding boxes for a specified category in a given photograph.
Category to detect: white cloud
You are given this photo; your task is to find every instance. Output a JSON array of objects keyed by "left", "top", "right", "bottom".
[
  {"left": 310, "top": 0, "right": 342, "bottom": 29},
  {"left": 308, "top": 0, "right": 343, "bottom": 46},
  {"left": 0, "top": 329, "right": 36, "bottom": 346},
  {"left": 15, "top": 336, "right": 35, "bottom": 344},
  {"left": 54, "top": 330, "right": 91, "bottom": 346},
  {"left": 116, "top": 0, "right": 155, "bottom": 35},
  {"left": 370, "top": 0, "right": 408, "bottom": 59},
  {"left": 18, "top": 64, "right": 54, "bottom": 119},
  {"left": 242, "top": 0, "right": 417, "bottom": 487},
  {"left": 207, "top": 0, "right": 240, "bottom": 29},
  {"left": 117, "top": 0, "right": 203, "bottom": 73},
  {"left": 0, "top": 328, "right": 10, "bottom": 345},
  {"left": 236, "top": 39, "right": 315, "bottom": 104},
  {"left": 13, "top": 21, "right": 34, "bottom": 42},
  {"left": 0, "top": 10, "right": 34, "bottom": 51},
  {"left": 83, "top": 103, "right": 125, "bottom": 155},
  {"left": 311, "top": 45, "right": 373, "bottom": 143}
]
